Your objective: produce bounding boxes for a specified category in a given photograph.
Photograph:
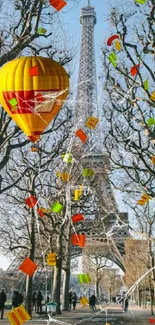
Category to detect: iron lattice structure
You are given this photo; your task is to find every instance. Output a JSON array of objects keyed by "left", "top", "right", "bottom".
[
  {"left": 75, "top": 0, "right": 97, "bottom": 124},
  {"left": 73, "top": 0, "right": 129, "bottom": 265}
]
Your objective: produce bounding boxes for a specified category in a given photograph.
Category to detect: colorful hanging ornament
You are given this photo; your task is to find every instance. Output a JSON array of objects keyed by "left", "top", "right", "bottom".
[
  {"left": 37, "top": 208, "right": 44, "bottom": 217},
  {"left": 75, "top": 129, "right": 87, "bottom": 143},
  {"left": 137, "top": 200, "right": 146, "bottom": 205},
  {"left": 108, "top": 52, "right": 117, "bottom": 68},
  {"left": 49, "top": 0, "right": 67, "bottom": 11},
  {"left": 51, "top": 202, "right": 63, "bottom": 213},
  {"left": 147, "top": 118, "right": 155, "bottom": 126},
  {"left": 72, "top": 234, "right": 86, "bottom": 248},
  {"left": 144, "top": 79, "right": 149, "bottom": 90},
  {"left": 79, "top": 296, "right": 88, "bottom": 307},
  {"left": 135, "top": 0, "right": 146, "bottom": 4},
  {"left": 82, "top": 168, "right": 94, "bottom": 177},
  {"left": 86, "top": 116, "right": 99, "bottom": 129},
  {"left": 61, "top": 172, "right": 71, "bottom": 182},
  {"left": 107, "top": 35, "right": 120, "bottom": 46},
  {"left": 61, "top": 153, "right": 72, "bottom": 163},
  {"left": 31, "top": 145, "right": 38, "bottom": 152},
  {"left": 150, "top": 92, "right": 155, "bottom": 101},
  {"left": 19, "top": 257, "right": 37, "bottom": 277},
  {"left": 74, "top": 186, "right": 83, "bottom": 201},
  {"left": 141, "top": 193, "right": 151, "bottom": 202},
  {"left": 114, "top": 40, "right": 121, "bottom": 51},
  {"left": 7, "top": 305, "right": 31, "bottom": 325},
  {"left": 25, "top": 195, "right": 37, "bottom": 208},
  {"left": 40, "top": 207, "right": 51, "bottom": 213},
  {"left": 137, "top": 193, "right": 151, "bottom": 205},
  {"left": 149, "top": 319, "right": 155, "bottom": 324},
  {"left": 78, "top": 273, "right": 91, "bottom": 284},
  {"left": 46, "top": 252, "right": 57, "bottom": 266},
  {"left": 37, "top": 27, "right": 47, "bottom": 35},
  {"left": 130, "top": 64, "right": 140, "bottom": 76},
  {"left": 72, "top": 214, "right": 84, "bottom": 223}
]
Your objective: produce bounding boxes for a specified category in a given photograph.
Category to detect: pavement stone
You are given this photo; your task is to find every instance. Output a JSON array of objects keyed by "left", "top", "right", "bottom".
[{"left": 1, "top": 304, "right": 154, "bottom": 325}]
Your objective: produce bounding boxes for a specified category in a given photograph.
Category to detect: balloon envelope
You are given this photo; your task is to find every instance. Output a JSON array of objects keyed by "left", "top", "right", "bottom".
[{"left": 0, "top": 56, "right": 69, "bottom": 142}]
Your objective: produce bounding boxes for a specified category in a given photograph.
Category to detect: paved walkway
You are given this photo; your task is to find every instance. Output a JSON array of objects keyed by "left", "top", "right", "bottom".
[{"left": 1, "top": 304, "right": 154, "bottom": 325}]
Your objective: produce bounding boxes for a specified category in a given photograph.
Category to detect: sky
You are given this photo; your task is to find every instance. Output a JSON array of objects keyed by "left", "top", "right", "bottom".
[
  {"left": 59, "top": 0, "right": 112, "bottom": 84},
  {"left": 0, "top": 0, "right": 117, "bottom": 271}
]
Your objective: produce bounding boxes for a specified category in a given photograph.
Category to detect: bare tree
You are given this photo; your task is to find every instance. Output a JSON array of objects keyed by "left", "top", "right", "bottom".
[
  {"left": 0, "top": 0, "right": 78, "bottom": 186},
  {"left": 100, "top": 0, "right": 155, "bottom": 309}
]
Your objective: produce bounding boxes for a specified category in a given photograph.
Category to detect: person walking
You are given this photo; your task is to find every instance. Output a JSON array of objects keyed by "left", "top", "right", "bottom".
[
  {"left": 32, "top": 292, "right": 37, "bottom": 311},
  {"left": 89, "top": 296, "right": 92, "bottom": 309},
  {"left": 122, "top": 292, "right": 129, "bottom": 312},
  {"left": 69, "top": 291, "right": 73, "bottom": 310},
  {"left": 0, "top": 289, "right": 7, "bottom": 319},
  {"left": 18, "top": 293, "right": 24, "bottom": 306},
  {"left": 37, "top": 291, "right": 43, "bottom": 313},
  {"left": 12, "top": 290, "right": 19, "bottom": 308},
  {"left": 72, "top": 292, "right": 77, "bottom": 310},
  {"left": 90, "top": 294, "right": 96, "bottom": 311}
]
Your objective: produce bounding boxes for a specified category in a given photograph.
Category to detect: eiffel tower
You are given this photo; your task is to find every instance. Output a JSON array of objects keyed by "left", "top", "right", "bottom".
[{"left": 73, "top": 0, "right": 129, "bottom": 269}]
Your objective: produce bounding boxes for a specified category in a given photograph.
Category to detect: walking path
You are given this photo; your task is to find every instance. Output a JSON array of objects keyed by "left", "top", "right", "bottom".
[{"left": 1, "top": 304, "right": 154, "bottom": 325}]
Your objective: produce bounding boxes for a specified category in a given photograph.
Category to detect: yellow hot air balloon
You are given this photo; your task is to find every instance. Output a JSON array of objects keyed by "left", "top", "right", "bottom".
[{"left": 0, "top": 56, "right": 69, "bottom": 142}]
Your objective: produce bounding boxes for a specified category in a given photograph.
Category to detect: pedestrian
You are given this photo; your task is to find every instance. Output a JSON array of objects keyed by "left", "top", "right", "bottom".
[
  {"left": 123, "top": 296, "right": 129, "bottom": 312},
  {"left": 37, "top": 291, "right": 43, "bottom": 313},
  {"left": 89, "top": 296, "right": 92, "bottom": 309},
  {"left": 12, "top": 290, "right": 19, "bottom": 308},
  {"left": 46, "top": 295, "right": 50, "bottom": 304},
  {"left": 32, "top": 292, "right": 37, "bottom": 311},
  {"left": 90, "top": 294, "right": 96, "bottom": 310},
  {"left": 18, "top": 293, "right": 24, "bottom": 306},
  {"left": 122, "top": 292, "right": 129, "bottom": 312},
  {"left": 72, "top": 292, "right": 77, "bottom": 310},
  {"left": 0, "top": 289, "right": 7, "bottom": 319},
  {"left": 69, "top": 290, "right": 72, "bottom": 310}
]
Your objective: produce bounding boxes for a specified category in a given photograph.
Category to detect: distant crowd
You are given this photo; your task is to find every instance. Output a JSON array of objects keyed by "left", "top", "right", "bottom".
[{"left": 0, "top": 288, "right": 129, "bottom": 319}]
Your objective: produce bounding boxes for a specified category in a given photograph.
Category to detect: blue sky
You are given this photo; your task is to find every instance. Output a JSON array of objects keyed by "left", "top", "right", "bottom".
[{"left": 59, "top": 0, "right": 111, "bottom": 81}]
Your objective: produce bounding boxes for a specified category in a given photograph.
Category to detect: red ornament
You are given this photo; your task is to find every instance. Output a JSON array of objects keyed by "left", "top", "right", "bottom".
[
  {"left": 25, "top": 195, "right": 37, "bottom": 208},
  {"left": 75, "top": 129, "right": 87, "bottom": 143},
  {"left": 72, "top": 234, "right": 86, "bottom": 248},
  {"left": 107, "top": 34, "right": 120, "bottom": 46},
  {"left": 72, "top": 214, "right": 84, "bottom": 223},
  {"left": 130, "top": 64, "right": 140, "bottom": 76},
  {"left": 49, "top": 0, "right": 67, "bottom": 11},
  {"left": 19, "top": 257, "right": 37, "bottom": 277},
  {"left": 37, "top": 208, "right": 44, "bottom": 217}
]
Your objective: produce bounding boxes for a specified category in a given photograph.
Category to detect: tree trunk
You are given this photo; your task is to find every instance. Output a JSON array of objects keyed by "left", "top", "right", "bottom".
[
  {"left": 62, "top": 220, "right": 71, "bottom": 311},
  {"left": 95, "top": 269, "right": 99, "bottom": 301},
  {"left": 51, "top": 269, "right": 54, "bottom": 297},
  {"left": 138, "top": 287, "right": 141, "bottom": 307},
  {"left": 109, "top": 286, "right": 112, "bottom": 302},
  {"left": 149, "top": 278, "right": 154, "bottom": 315},
  {"left": 52, "top": 261, "right": 62, "bottom": 314},
  {"left": 52, "top": 224, "right": 64, "bottom": 314},
  {"left": 95, "top": 281, "right": 99, "bottom": 300},
  {"left": 25, "top": 276, "right": 33, "bottom": 315},
  {"left": 25, "top": 208, "right": 35, "bottom": 316},
  {"left": 148, "top": 232, "right": 154, "bottom": 314},
  {"left": 62, "top": 268, "right": 70, "bottom": 310}
]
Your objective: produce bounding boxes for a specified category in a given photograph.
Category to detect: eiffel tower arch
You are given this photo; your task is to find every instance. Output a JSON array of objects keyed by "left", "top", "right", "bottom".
[{"left": 72, "top": 0, "right": 129, "bottom": 270}]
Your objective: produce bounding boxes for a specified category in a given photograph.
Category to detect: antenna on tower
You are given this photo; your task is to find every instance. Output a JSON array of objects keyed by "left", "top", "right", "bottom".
[{"left": 87, "top": 0, "right": 90, "bottom": 6}]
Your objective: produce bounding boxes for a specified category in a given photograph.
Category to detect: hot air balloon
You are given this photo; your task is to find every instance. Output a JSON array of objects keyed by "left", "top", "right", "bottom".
[{"left": 0, "top": 56, "right": 69, "bottom": 142}]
